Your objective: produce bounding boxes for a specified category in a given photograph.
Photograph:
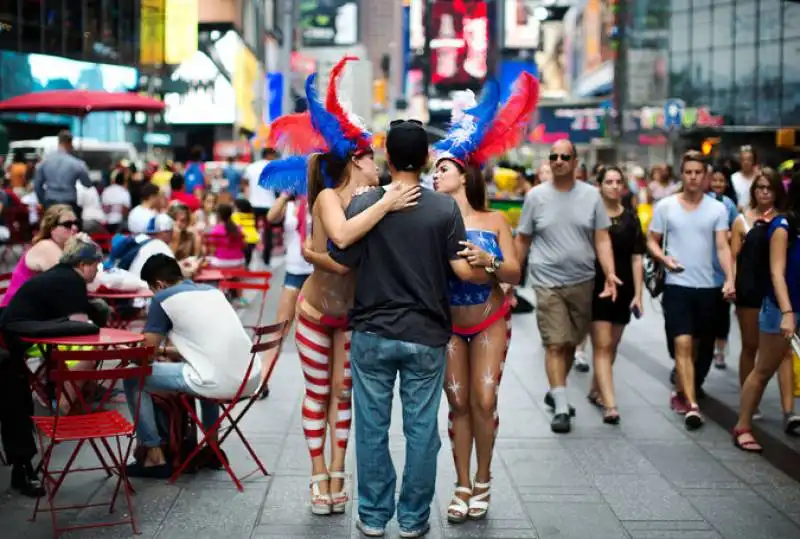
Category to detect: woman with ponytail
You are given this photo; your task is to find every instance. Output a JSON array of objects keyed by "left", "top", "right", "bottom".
[
  {"left": 259, "top": 57, "right": 419, "bottom": 516},
  {"left": 432, "top": 74, "right": 537, "bottom": 523},
  {"left": 205, "top": 202, "right": 246, "bottom": 268}
]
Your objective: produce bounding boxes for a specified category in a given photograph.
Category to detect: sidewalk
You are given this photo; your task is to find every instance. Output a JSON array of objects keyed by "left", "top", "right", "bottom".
[{"left": 1, "top": 266, "right": 799, "bottom": 538}]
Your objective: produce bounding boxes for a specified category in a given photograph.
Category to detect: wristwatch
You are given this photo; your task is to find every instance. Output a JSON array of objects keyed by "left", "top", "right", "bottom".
[{"left": 485, "top": 256, "right": 501, "bottom": 274}]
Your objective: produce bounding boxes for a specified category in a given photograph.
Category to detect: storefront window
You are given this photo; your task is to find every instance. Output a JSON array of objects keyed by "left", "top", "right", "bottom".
[
  {"left": 669, "top": 52, "right": 691, "bottom": 98},
  {"left": 672, "top": 0, "right": 691, "bottom": 12},
  {"left": 733, "top": 42, "right": 756, "bottom": 87},
  {"left": 712, "top": 4, "right": 733, "bottom": 49},
  {"left": 784, "top": 1, "right": 800, "bottom": 40},
  {"left": 734, "top": 0, "right": 757, "bottom": 46},
  {"left": 670, "top": 10, "right": 690, "bottom": 53},
  {"left": 691, "top": 50, "right": 712, "bottom": 106},
  {"left": 691, "top": 8, "right": 711, "bottom": 51},
  {"left": 711, "top": 47, "right": 733, "bottom": 93},
  {"left": 758, "top": 0, "right": 782, "bottom": 41}
]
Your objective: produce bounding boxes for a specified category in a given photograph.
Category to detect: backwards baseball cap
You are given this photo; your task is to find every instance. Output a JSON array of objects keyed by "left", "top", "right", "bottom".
[
  {"left": 146, "top": 214, "right": 175, "bottom": 234},
  {"left": 386, "top": 120, "right": 429, "bottom": 172}
]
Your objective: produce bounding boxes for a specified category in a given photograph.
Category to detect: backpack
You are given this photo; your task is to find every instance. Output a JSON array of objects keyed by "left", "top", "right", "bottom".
[
  {"left": 736, "top": 218, "right": 771, "bottom": 302},
  {"left": 104, "top": 234, "right": 153, "bottom": 271}
]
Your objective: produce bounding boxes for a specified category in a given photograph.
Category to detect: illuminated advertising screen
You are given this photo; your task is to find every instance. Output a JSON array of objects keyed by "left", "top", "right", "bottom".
[
  {"left": 429, "top": 1, "right": 488, "bottom": 89},
  {"left": 0, "top": 51, "right": 137, "bottom": 142},
  {"left": 504, "top": 0, "right": 541, "bottom": 49},
  {"left": 299, "top": 0, "right": 359, "bottom": 47}
]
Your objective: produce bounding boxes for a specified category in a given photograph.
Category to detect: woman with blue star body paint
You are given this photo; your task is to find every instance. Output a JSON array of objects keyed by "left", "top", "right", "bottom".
[
  {"left": 259, "top": 56, "right": 418, "bottom": 516},
  {"left": 432, "top": 73, "right": 538, "bottom": 523}
]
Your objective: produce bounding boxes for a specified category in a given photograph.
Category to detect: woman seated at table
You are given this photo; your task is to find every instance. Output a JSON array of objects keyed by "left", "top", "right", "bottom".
[
  {"left": 124, "top": 254, "right": 259, "bottom": 478},
  {"left": 167, "top": 202, "right": 202, "bottom": 261},
  {"left": 0, "top": 234, "right": 106, "bottom": 498},
  {"left": 0, "top": 204, "right": 79, "bottom": 308}
]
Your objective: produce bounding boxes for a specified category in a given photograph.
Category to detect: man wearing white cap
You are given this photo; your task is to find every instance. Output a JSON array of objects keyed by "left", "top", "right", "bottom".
[{"left": 127, "top": 214, "right": 176, "bottom": 279}]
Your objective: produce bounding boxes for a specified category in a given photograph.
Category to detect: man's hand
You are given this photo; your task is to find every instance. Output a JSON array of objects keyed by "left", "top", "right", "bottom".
[
  {"left": 598, "top": 274, "right": 622, "bottom": 302},
  {"left": 662, "top": 256, "right": 682, "bottom": 272}
]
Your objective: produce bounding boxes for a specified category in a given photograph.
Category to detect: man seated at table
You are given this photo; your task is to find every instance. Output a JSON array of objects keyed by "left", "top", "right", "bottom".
[
  {"left": 124, "top": 254, "right": 259, "bottom": 478},
  {"left": 0, "top": 234, "right": 106, "bottom": 497}
]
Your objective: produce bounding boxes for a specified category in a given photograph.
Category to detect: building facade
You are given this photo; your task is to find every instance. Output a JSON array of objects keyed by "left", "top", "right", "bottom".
[{"left": 669, "top": 0, "right": 798, "bottom": 129}]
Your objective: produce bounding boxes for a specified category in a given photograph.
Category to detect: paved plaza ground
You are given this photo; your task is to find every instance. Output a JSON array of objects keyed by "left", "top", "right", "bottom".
[{"left": 1, "top": 259, "right": 799, "bottom": 538}]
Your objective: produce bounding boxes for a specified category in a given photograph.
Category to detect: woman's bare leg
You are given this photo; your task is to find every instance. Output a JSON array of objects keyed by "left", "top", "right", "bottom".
[
  {"left": 444, "top": 336, "right": 472, "bottom": 518},
  {"left": 327, "top": 330, "right": 352, "bottom": 500},
  {"left": 736, "top": 307, "right": 760, "bottom": 387},
  {"left": 736, "top": 332, "right": 790, "bottom": 431}
]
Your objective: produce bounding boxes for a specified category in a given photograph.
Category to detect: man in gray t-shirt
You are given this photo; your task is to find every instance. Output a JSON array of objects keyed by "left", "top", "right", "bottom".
[{"left": 514, "top": 139, "right": 617, "bottom": 434}]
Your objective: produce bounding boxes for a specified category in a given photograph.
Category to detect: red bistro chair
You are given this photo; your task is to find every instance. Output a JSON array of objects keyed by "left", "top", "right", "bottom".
[
  {"left": 89, "top": 233, "right": 114, "bottom": 254},
  {"left": 30, "top": 345, "right": 155, "bottom": 538},
  {"left": 169, "top": 321, "right": 287, "bottom": 491},
  {"left": 218, "top": 269, "right": 273, "bottom": 328}
]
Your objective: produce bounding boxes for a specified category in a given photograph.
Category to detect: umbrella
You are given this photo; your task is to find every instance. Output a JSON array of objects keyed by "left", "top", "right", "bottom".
[{"left": 0, "top": 89, "right": 164, "bottom": 116}]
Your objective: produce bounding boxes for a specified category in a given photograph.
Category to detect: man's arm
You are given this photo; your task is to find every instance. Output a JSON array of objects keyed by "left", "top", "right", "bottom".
[
  {"left": 76, "top": 160, "right": 92, "bottom": 188},
  {"left": 715, "top": 205, "right": 734, "bottom": 288},
  {"left": 514, "top": 189, "right": 537, "bottom": 263},
  {"left": 594, "top": 228, "right": 616, "bottom": 281},
  {"left": 142, "top": 297, "right": 173, "bottom": 363},
  {"left": 33, "top": 163, "right": 46, "bottom": 203}
]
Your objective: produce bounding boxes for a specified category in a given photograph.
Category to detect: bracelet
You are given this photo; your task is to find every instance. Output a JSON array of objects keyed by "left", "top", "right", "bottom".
[{"left": 782, "top": 310, "right": 794, "bottom": 315}]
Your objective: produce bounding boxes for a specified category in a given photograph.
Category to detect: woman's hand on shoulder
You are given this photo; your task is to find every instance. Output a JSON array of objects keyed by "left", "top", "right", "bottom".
[{"left": 381, "top": 182, "right": 421, "bottom": 212}]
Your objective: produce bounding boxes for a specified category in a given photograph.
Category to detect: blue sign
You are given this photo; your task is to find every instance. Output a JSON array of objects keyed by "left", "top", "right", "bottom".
[
  {"left": 663, "top": 98, "right": 685, "bottom": 130},
  {"left": 266, "top": 72, "right": 283, "bottom": 123},
  {"left": 0, "top": 50, "right": 137, "bottom": 142}
]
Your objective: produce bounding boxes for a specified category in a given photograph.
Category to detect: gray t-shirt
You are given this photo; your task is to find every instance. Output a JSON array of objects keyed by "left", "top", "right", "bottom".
[
  {"left": 649, "top": 194, "right": 728, "bottom": 289},
  {"left": 517, "top": 181, "right": 610, "bottom": 288}
]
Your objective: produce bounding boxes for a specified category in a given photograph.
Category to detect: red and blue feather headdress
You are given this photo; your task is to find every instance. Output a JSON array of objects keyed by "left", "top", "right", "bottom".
[
  {"left": 258, "top": 56, "right": 372, "bottom": 195},
  {"left": 434, "top": 72, "right": 540, "bottom": 168}
]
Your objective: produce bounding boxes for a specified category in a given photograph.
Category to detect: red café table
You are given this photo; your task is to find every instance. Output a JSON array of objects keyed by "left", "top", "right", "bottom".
[
  {"left": 20, "top": 328, "right": 145, "bottom": 479},
  {"left": 89, "top": 288, "right": 154, "bottom": 330},
  {"left": 193, "top": 268, "right": 226, "bottom": 283}
]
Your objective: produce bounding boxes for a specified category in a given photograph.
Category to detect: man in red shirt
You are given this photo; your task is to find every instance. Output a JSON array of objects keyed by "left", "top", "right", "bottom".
[{"left": 168, "top": 173, "right": 200, "bottom": 212}]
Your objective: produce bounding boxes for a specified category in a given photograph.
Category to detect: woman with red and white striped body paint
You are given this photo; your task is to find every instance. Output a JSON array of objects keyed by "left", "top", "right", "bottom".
[{"left": 259, "top": 57, "right": 419, "bottom": 516}]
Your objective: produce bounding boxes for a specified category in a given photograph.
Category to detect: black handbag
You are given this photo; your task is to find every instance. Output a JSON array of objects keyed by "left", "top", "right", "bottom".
[{"left": 644, "top": 205, "right": 669, "bottom": 298}]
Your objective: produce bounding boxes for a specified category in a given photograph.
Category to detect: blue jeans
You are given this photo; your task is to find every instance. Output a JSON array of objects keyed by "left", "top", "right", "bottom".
[
  {"left": 760, "top": 297, "right": 800, "bottom": 334},
  {"left": 123, "top": 362, "right": 220, "bottom": 448},
  {"left": 350, "top": 331, "right": 446, "bottom": 532}
]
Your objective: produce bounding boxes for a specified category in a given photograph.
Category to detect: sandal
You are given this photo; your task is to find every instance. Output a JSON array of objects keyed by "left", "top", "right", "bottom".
[
  {"left": 603, "top": 407, "right": 620, "bottom": 425},
  {"left": 732, "top": 427, "right": 762, "bottom": 453},
  {"left": 587, "top": 391, "right": 604, "bottom": 408},
  {"left": 329, "top": 470, "right": 348, "bottom": 514},
  {"left": 468, "top": 477, "right": 491, "bottom": 520},
  {"left": 309, "top": 473, "right": 332, "bottom": 515},
  {"left": 446, "top": 485, "right": 472, "bottom": 524}
]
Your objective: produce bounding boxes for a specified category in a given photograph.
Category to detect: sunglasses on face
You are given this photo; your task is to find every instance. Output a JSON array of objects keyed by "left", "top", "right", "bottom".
[
  {"left": 549, "top": 153, "right": 573, "bottom": 162},
  {"left": 57, "top": 220, "right": 79, "bottom": 229}
]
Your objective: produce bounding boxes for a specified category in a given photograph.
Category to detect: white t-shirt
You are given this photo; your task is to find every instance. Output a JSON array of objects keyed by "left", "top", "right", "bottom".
[
  {"left": 144, "top": 281, "right": 259, "bottom": 399},
  {"left": 127, "top": 205, "right": 157, "bottom": 234},
  {"left": 731, "top": 171, "right": 757, "bottom": 209},
  {"left": 246, "top": 160, "right": 276, "bottom": 209},
  {"left": 76, "top": 182, "right": 106, "bottom": 223},
  {"left": 127, "top": 235, "right": 175, "bottom": 278},
  {"left": 283, "top": 200, "right": 313, "bottom": 275},
  {"left": 101, "top": 184, "right": 132, "bottom": 225}
]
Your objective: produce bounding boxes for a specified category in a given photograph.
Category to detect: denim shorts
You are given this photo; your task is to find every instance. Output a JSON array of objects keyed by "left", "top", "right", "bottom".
[
  {"left": 284, "top": 272, "right": 310, "bottom": 290},
  {"left": 759, "top": 297, "right": 800, "bottom": 334}
]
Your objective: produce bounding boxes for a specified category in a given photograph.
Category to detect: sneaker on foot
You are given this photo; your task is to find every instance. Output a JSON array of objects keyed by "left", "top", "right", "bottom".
[
  {"left": 356, "top": 520, "right": 386, "bottom": 537},
  {"left": 784, "top": 412, "right": 800, "bottom": 435},
  {"left": 544, "top": 392, "right": 576, "bottom": 417},
  {"left": 574, "top": 352, "right": 590, "bottom": 373},
  {"left": 399, "top": 522, "right": 430, "bottom": 538},
  {"left": 714, "top": 351, "right": 727, "bottom": 369},
  {"left": 670, "top": 391, "right": 690, "bottom": 415},
  {"left": 684, "top": 405, "right": 704, "bottom": 430},
  {"left": 551, "top": 413, "right": 572, "bottom": 434}
]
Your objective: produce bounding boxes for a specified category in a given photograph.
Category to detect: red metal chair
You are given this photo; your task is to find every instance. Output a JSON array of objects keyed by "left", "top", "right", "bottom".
[
  {"left": 168, "top": 321, "right": 287, "bottom": 491},
  {"left": 89, "top": 233, "right": 114, "bottom": 253},
  {"left": 218, "top": 269, "right": 273, "bottom": 328},
  {"left": 30, "top": 345, "right": 155, "bottom": 538}
]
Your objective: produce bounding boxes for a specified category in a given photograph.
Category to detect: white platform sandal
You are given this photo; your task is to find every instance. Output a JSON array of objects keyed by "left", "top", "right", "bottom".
[
  {"left": 310, "top": 473, "right": 332, "bottom": 515},
  {"left": 468, "top": 477, "right": 491, "bottom": 520},
  {"left": 329, "top": 470, "right": 348, "bottom": 514},
  {"left": 447, "top": 486, "right": 472, "bottom": 523}
]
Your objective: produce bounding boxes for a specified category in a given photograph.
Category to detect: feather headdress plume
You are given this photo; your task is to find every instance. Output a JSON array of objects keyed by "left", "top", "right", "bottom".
[
  {"left": 470, "top": 73, "right": 539, "bottom": 166},
  {"left": 266, "top": 112, "right": 328, "bottom": 155},
  {"left": 325, "top": 56, "right": 372, "bottom": 153},
  {"left": 432, "top": 80, "right": 501, "bottom": 167},
  {"left": 258, "top": 155, "right": 310, "bottom": 196}
]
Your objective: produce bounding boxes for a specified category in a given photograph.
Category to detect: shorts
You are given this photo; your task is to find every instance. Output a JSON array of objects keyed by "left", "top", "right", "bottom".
[
  {"left": 662, "top": 285, "right": 718, "bottom": 339},
  {"left": 534, "top": 279, "right": 594, "bottom": 346},
  {"left": 713, "top": 290, "right": 731, "bottom": 340},
  {"left": 759, "top": 297, "right": 799, "bottom": 334},
  {"left": 592, "top": 286, "right": 633, "bottom": 326},
  {"left": 735, "top": 291, "right": 764, "bottom": 310},
  {"left": 284, "top": 272, "right": 310, "bottom": 290}
]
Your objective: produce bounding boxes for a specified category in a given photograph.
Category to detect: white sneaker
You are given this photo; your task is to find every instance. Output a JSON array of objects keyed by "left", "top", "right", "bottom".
[
  {"left": 356, "top": 520, "right": 385, "bottom": 537},
  {"left": 574, "top": 351, "right": 590, "bottom": 373},
  {"left": 399, "top": 522, "right": 430, "bottom": 538}
]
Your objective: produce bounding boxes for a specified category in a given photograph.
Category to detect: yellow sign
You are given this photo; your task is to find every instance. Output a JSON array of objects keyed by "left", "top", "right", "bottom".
[
  {"left": 165, "top": 0, "right": 198, "bottom": 65},
  {"left": 777, "top": 128, "right": 796, "bottom": 149},
  {"left": 140, "top": 0, "right": 165, "bottom": 66},
  {"left": 234, "top": 46, "right": 261, "bottom": 133}
]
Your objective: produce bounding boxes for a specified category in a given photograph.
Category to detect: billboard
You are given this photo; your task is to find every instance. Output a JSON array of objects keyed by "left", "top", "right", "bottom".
[
  {"left": 564, "top": 0, "right": 615, "bottom": 97},
  {"left": 0, "top": 51, "right": 137, "bottom": 142},
  {"left": 429, "top": 1, "right": 489, "bottom": 90},
  {"left": 504, "top": 0, "right": 541, "bottom": 49},
  {"left": 234, "top": 45, "right": 263, "bottom": 132},
  {"left": 140, "top": 0, "right": 198, "bottom": 66},
  {"left": 299, "top": 0, "right": 359, "bottom": 47}
]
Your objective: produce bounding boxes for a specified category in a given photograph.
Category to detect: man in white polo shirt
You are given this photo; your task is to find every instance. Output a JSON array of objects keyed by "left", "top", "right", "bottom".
[{"left": 123, "top": 254, "right": 258, "bottom": 478}]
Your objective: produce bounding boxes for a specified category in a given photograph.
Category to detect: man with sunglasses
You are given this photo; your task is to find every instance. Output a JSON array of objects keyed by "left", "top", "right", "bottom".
[{"left": 515, "top": 139, "right": 618, "bottom": 434}]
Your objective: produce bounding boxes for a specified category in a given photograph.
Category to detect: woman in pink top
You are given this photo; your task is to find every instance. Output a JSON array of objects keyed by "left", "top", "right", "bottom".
[
  {"left": 1, "top": 204, "right": 79, "bottom": 307},
  {"left": 206, "top": 202, "right": 246, "bottom": 268}
]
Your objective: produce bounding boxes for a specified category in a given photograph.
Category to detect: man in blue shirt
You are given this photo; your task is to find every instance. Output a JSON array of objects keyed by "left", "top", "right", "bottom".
[
  {"left": 222, "top": 156, "right": 242, "bottom": 197},
  {"left": 183, "top": 146, "right": 206, "bottom": 196}
]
